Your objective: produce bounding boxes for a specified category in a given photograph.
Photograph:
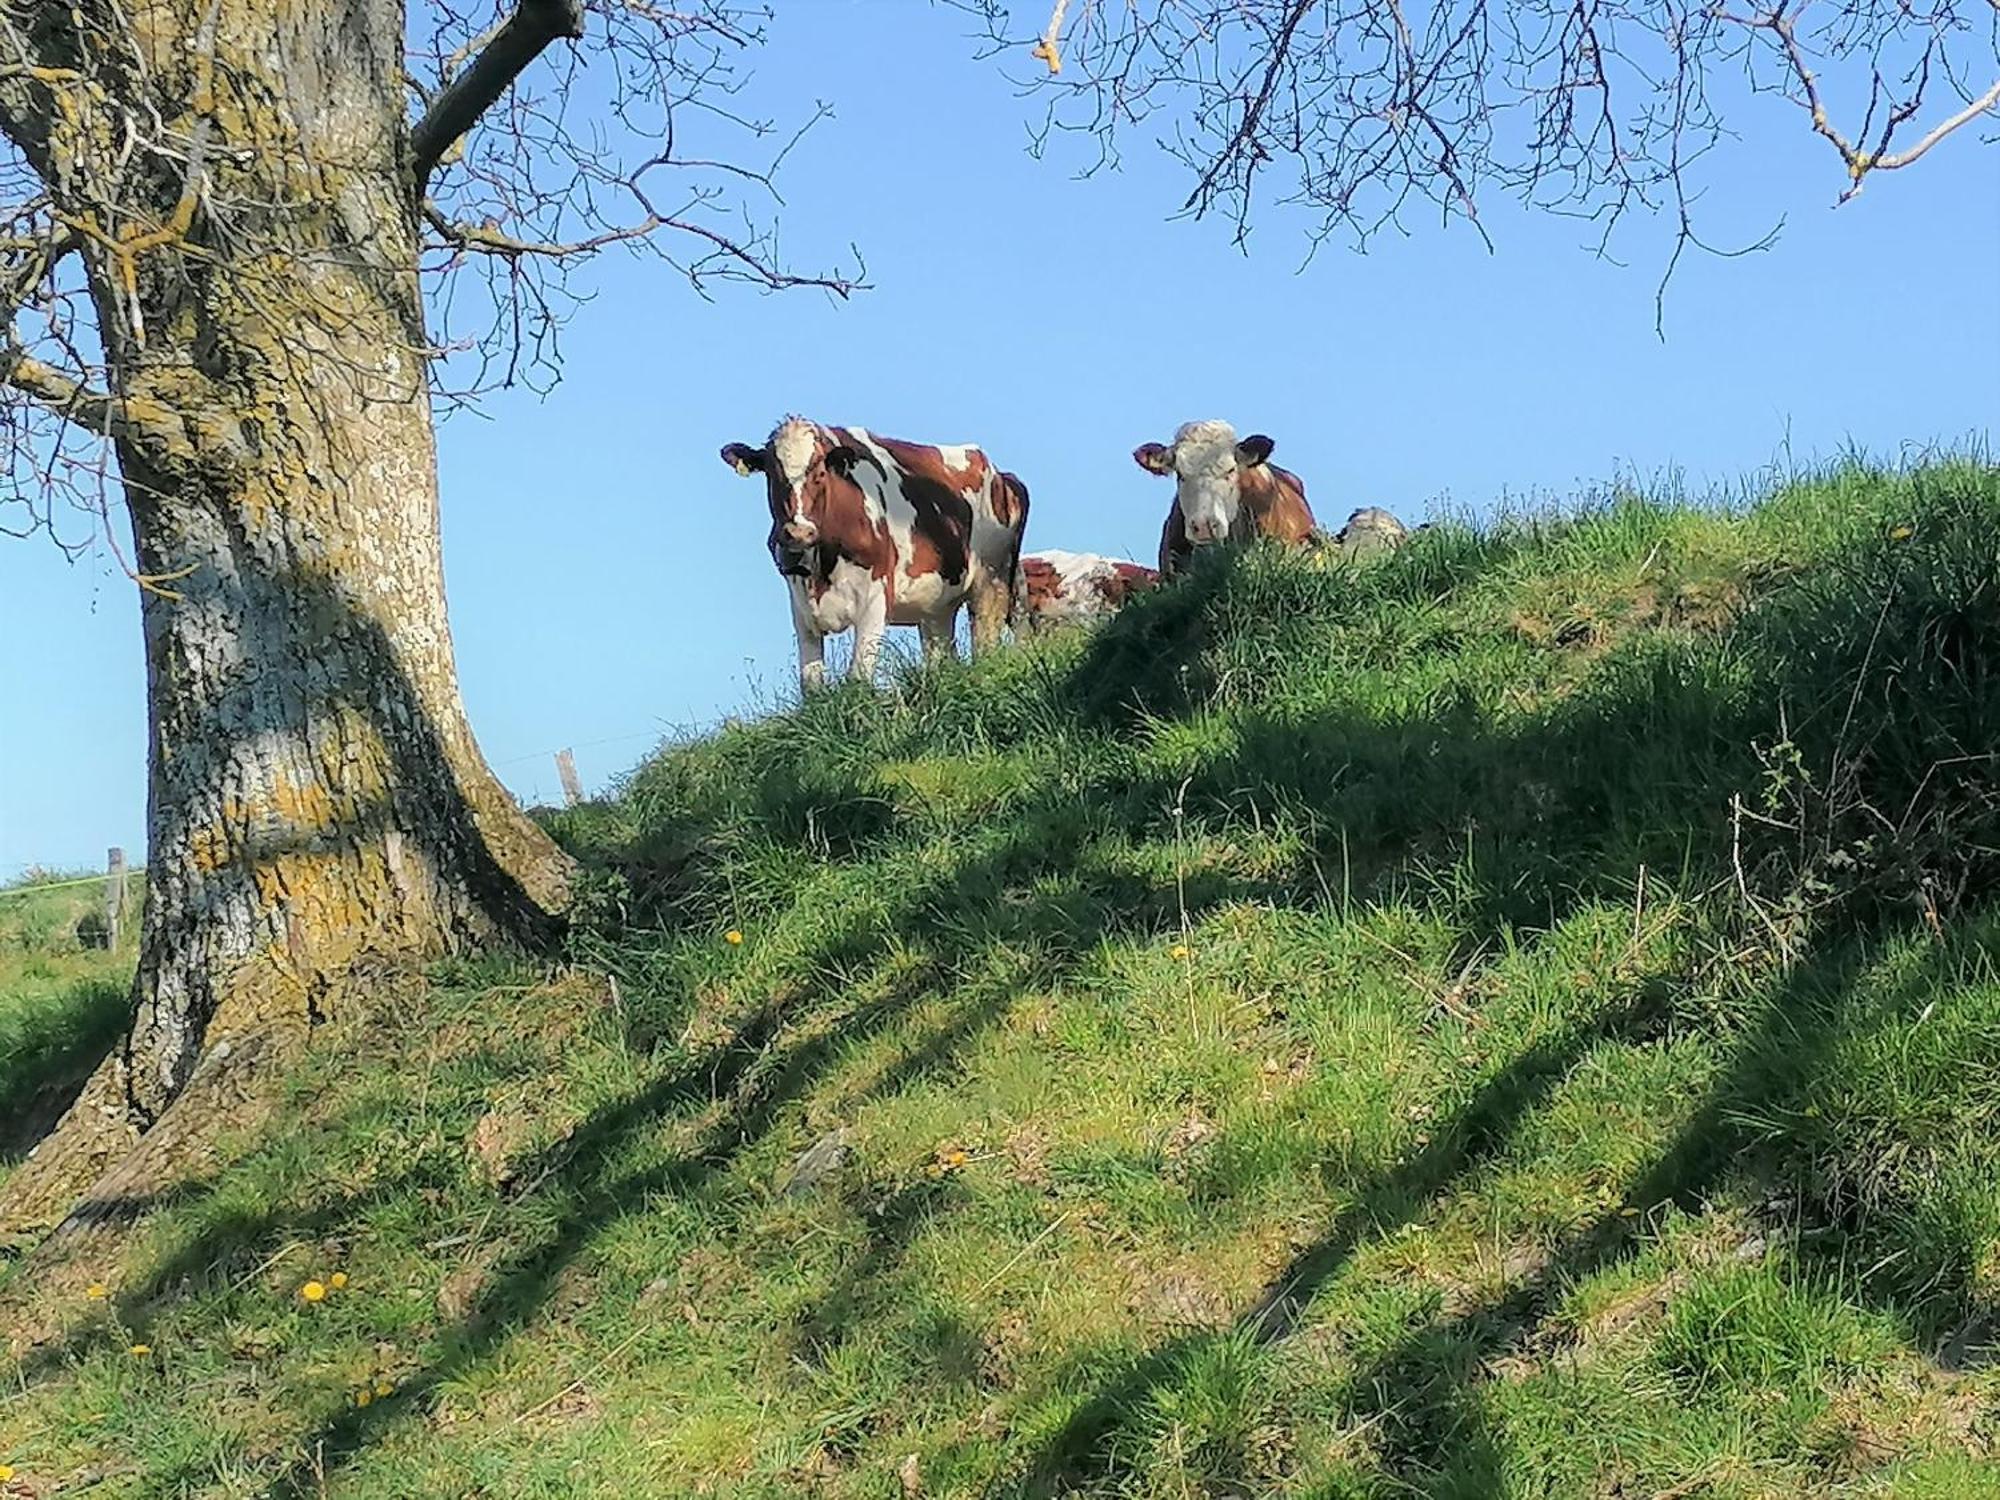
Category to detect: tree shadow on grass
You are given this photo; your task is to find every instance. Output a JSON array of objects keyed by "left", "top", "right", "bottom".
[
  {"left": 986, "top": 914, "right": 2000, "bottom": 1497},
  {"left": 99, "top": 809, "right": 1138, "bottom": 1494},
  {"left": 251, "top": 844, "right": 1122, "bottom": 1491},
  {"left": 986, "top": 973, "right": 1680, "bottom": 1498},
  {"left": 1325, "top": 920, "right": 2000, "bottom": 1494}
]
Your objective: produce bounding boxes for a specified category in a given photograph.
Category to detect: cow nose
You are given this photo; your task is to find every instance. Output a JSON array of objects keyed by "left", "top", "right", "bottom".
[
  {"left": 785, "top": 519, "right": 818, "bottom": 545},
  {"left": 1187, "top": 519, "right": 1219, "bottom": 544}
]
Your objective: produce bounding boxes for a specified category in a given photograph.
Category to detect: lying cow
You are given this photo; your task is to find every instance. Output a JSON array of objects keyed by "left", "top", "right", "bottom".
[
  {"left": 721, "top": 417, "right": 1029, "bottom": 689},
  {"left": 1015, "top": 550, "right": 1161, "bottom": 634},
  {"left": 1133, "top": 420, "right": 1317, "bottom": 577},
  {"left": 1325, "top": 506, "right": 1410, "bottom": 557}
]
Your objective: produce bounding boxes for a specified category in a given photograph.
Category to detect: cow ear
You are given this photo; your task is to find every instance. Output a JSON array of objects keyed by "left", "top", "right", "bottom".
[
  {"left": 721, "top": 443, "right": 765, "bottom": 477},
  {"left": 1236, "top": 434, "right": 1275, "bottom": 467},
  {"left": 825, "top": 444, "right": 862, "bottom": 478},
  {"left": 1133, "top": 442, "right": 1174, "bottom": 476}
]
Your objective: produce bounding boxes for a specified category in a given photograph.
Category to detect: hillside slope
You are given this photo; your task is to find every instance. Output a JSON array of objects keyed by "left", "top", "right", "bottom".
[{"left": 4, "top": 460, "right": 1999, "bottom": 1498}]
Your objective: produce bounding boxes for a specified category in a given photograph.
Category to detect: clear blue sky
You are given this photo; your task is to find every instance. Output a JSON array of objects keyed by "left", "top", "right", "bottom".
[{"left": 2, "top": 3, "right": 1995, "bottom": 877}]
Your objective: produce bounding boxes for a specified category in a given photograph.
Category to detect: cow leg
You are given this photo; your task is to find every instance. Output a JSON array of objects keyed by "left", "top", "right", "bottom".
[
  {"left": 851, "top": 590, "right": 890, "bottom": 686},
  {"left": 968, "top": 578, "right": 1010, "bottom": 658},
  {"left": 918, "top": 612, "right": 957, "bottom": 662},
  {"left": 789, "top": 582, "right": 827, "bottom": 692},
  {"left": 797, "top": 633, "right": 827, "bottom": 692}
]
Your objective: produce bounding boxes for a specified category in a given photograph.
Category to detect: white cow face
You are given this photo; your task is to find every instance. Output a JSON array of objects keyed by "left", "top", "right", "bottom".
[
  {"left": 1133, "top": 421, "right": 1276, "bottom": 547},
  {"left": 720, "top": 416, "right": 865, "bottom": 577}
]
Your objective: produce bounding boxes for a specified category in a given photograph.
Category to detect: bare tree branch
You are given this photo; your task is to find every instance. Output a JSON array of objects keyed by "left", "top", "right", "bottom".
[
  {"left": 1875, "top": 79, "right": 2000, "bottom": 170},
  {"left": 1726, "top": 0, "right": 2000, "bottom": 200},
  {"left": 975, "top": 0, "right": 1997, "bottom": 286},
  {"left": 411, "top": 0, "right": 588, "bottom": 185},
  {"left": 421, "top": 192, "right": 864, "bottom": 298}
]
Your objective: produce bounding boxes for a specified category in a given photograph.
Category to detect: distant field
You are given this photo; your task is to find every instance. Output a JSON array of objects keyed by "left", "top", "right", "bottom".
[
  {"left": 0, "top": 870, "right": 139, "bottom": 1191},
  {"left": 3, "top": 458, "right": 1998, "bottom": 1497}
]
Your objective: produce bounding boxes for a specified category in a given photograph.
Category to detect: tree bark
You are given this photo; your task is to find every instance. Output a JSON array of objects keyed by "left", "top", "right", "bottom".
[{"left": 0, "top": 4, "right": 572, "bottom": 1240}]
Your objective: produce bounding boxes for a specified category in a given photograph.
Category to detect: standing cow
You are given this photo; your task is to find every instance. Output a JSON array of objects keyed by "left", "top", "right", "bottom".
[
  {"left": 720, "top": 416, "right": 1029, "bottom": 689},
  {"left": 1133, "top": 420, "right": 1317, "bottom": 577}
]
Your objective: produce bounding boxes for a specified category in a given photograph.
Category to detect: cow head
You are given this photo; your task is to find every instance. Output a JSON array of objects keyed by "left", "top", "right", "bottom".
[
  {"left": 720, "top": 416, "right": 868, "bottom": 577},
  {"left": 1133, "top": 420, "right": 1276, "bottom": 547}
]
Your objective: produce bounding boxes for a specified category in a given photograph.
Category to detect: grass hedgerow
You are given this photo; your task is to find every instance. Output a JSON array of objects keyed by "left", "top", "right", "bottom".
[{"left": 3, "top": 456, "right": 1999, "bottom": 1498}]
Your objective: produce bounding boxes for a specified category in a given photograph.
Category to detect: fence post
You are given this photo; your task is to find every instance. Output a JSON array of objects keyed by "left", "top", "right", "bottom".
[
  {"left": 555, "top": 749, "right": 584, "bottom": 808},
  {"left": 105, "top": 846, "right": 128, "bottom": 948}
]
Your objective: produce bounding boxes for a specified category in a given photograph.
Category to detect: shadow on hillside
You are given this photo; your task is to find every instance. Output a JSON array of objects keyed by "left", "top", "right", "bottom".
[
  {"left": 88, "top": 809, "right": 1138, "bottom": 1493},
  {"left": 1323, "top": 928, "right": 2000, "bottom": 1492},
  {"left": 20, "top": 474, "right": 1997, "bottom": 1492},
  {"left": 990, "top": 917, "right": 2000, "bottom": 1496}
]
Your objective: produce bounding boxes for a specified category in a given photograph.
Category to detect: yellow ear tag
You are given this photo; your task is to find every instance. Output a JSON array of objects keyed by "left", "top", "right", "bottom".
[{"left": 732, "top": 457, "right": 753, "bottom": 476}]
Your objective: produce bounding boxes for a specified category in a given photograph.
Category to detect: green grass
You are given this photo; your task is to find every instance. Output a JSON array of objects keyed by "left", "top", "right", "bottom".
[
  {"left": 0, "top": 870, "right": 140, "bottom": 1191},
  {"left": 5, "top": 458, "right": 2000, "bottom": 1497}
]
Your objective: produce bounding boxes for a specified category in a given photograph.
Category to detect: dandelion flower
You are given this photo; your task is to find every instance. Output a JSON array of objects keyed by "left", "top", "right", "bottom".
[
  {"left": 129, "top": 1343, "right": 152, "bottom": 1357},
  {"left": 373, "top": 1379, "right": 394, "bottom": 1397},
  {"left": 724, "top": 929, "right": 744, "bottom": 946},
  {"left": 1170, "top": 944, "right": 1191, "bottom": 961},
  {"left": 301, "top": 1280, "right": 328, "bottom": 1303},
  {"left": 329, "top": 1272, "right": 349, "bottom": 1290},
  {"left": 355, "top": 1387, "right": 373, "bottom": 1408},
  {"left": 86, "top": 1282, "right": 109, "bottom": 1299},
  {"left": 0, "top": 1464, "right": 15, "bottom": 1482}
]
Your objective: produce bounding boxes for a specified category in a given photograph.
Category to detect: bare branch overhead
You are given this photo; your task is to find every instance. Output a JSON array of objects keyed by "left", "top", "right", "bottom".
[
  {"left": 410, "top": 0, "right": 587, "bottom": 186},
  {"left": 967, "top": 0, "right": 1998, "bottom": 264}
]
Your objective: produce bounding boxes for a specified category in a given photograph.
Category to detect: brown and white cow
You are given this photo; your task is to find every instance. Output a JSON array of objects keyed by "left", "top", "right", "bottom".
[
  {"left": 1015, "top": 550, "right": 1161, "bottom": 634},
  {"left": 1133, "top": 420, "right": 1317, "bottom": 577},
  {"left": 720, "top": 416, "right": 1029, "bottom": 689}
]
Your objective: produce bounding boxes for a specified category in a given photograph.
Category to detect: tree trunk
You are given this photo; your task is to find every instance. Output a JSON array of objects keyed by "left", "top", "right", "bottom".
[{"left": 0, "top": 4, "right": 572, "bottom": 1241}]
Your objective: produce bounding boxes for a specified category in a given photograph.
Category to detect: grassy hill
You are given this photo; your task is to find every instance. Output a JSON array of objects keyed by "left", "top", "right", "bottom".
[{"left": 4, "top": 458, "right": 1999, "bottom": 1498}]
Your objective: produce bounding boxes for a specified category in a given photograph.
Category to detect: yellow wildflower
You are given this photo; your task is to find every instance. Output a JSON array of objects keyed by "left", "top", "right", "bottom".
[
  {"left": 355, "top": 1387, "right": 373, "bottom": 1408},
  {"left": 129, "top": 1344, "right": 151, "bottom": 1357},
  {"left": 0, "top": 1464, "right": 15, "bottom": 1482},
  {"left": 301, "top": 1280, "right": 328, "bottom": 1303},
  {"left": 329, "top": 1272, "right": 349, "bottom": 1290},
  {"left": 933, "top": 1146, "right": 970, "bottom": 1175},
  {"left": 373, "top": 1379, "right": 394, "bottom": 1397},
  {"left": 1169, "top": 944, "right": 1191, "bottom": 961},
  {"left": 86, "top": 1282, "right": 109, "bottom": 1299},
  {"left": 724, "top": 929, "right": 744, "bottom": 946}
]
